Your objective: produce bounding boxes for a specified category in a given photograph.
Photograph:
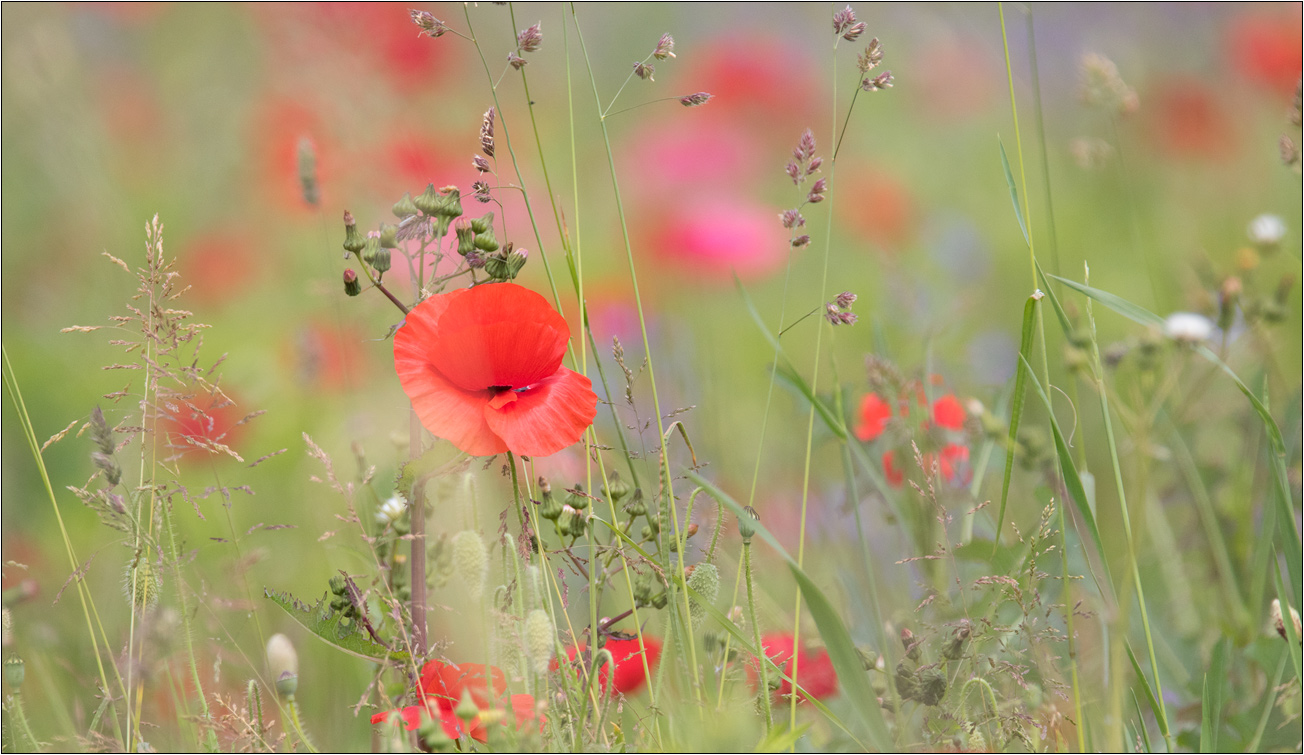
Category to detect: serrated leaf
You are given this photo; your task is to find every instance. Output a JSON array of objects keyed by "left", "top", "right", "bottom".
[{"left": 264, "top": 588, "right": 408, "bottom": 663}]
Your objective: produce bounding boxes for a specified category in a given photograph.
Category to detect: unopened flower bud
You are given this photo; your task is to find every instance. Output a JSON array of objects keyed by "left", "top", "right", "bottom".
[
  {"left": 472, "top": 229, "right": 500, "bottom": 253},
  {"left": 536, "top": 478, "right": 563, "bottom": 520},
  {"left": 4, "top": 654, "right": 24, "bottom": 689},
  {"left": 393, "top": 193, "right": 419, "bottom": 219},
  {"left": 266, "top": 633, "right": 299, "bottom": 698},
  {"left": 623, "top": 488, "right": 647, "bottom": 517},
  {"left": 738, "top": 506, "right": 758, "bottom": 544},
  {"left": 505, "top": 247, "right": 529, "bottom": 278},
  {"left": 603, "top": 470, "right": 632, "bottom": 503},
  {"left": 379, "top": 224, "right": 399, "bottom": 249},
  {"left": 524, "top": 609, "right": 555, "bottom": 674},
  {"left": 343, "top": 268, "right": 361, "bottom": 297},
  {"left": 901, "top": 627, "right": 920, "bottom": 661},
  {"left": 942, "top": 622, "right": 971, "bottom": 661},
  {"left": 565, "top": 483, "right": 589, "bottom": 511},
  {"left": 452, "top": 530, "right": 489, "bottom": 598},
  {"left": 455, "top": 218, "right": 477, "bottom": 256},
  {"left": 470, "top": 212, "right": 494, "bottom": 235},
  {"left": 414, "top": 184, "right": 442, "bottom": 216},
  {"left": 455, "top": 689, "right": 480, "bottom": 721},
  {"left": 343, "top": 212, "right": 367, "bottom": 254}
]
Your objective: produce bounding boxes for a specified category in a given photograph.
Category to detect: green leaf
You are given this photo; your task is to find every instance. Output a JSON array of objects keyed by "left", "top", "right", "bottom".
[
  {"left": 1018, "top": 354, "right": 1112, "bottom": 590},
  {"left": 1199, "top": 637, "right": 1228, "bottom": 752},
  {"left": 1046, "top": 274, "right": 1165, "bottom": 329},
  {"left": 1130, "top": 691, "right": 1153, "bottom": 753},
  {"left": 683, "top": 470, "right": 893, "bottom": 751},
  {"left": 999, "top": 137, "right": 1029, "bottom": 246},
  {"left": 1127, "top": 642, "right": 1170, "bottom": 741},
  {"left": 264, "top": 588, "right": 407, "bottom": 663},
  {"left": 1274, "top": 560, "right": 1303, "bottom": 686},
  {"left": 754, "top": 723, "right": 812, "bottom": 753},
  {"left": 1034, "top": 259, "right": 1073, "bottom": 337},
  {"left": 995, "top": 294, "right": 1039, "bottom": 548}
]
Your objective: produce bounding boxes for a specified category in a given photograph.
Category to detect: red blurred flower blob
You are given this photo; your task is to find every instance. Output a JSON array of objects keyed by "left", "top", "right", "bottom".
[
  {"left": 855, "top": 393, "right": 893, "bottom": 442},
  {"left": 1227, "top": 11, "right": 1303, "bottom": 95},
  {"left": 394, "top": 283, "right": 598, "bottom": 457},
  {"left": 371, "top": 660, "right": 540, "bottom": 742},
  {"left": 747, "top": 632, "right": 838, "bottom": 703},
  {"left": 163, "top": 388, "right": 243, "bottom": 462},
  {"left": 882, "top": 449, "right": 905, "bottom": 487},
  {"left": 561, "top": 636, "right": 662, "bottom": 696},
  {"left": 932, "top": 395, "right": 966, "bottom": 431}
]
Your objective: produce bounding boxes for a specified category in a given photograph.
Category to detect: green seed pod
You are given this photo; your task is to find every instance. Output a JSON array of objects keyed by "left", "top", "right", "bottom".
[
  {"left": 454, "top": 689, "right": 479, "bottom": 721},
  {"left": 651, "top": 591, "right": 668, "bottom": 609},
  {"left": 738, "top": 506, "right": 758, "bottom": 544},
  {"left": 524, "top": 609, "right": 554, "bottom": 674},
  {"left": 4, "top": 655, "right": 24, "bottom": 689},
  {"left": 419, "top": 713, "right": 453, "bottom": 751},
  {"left": 470, "top": 212, "right": 494, "bottom": 235},
  {"left": 451, "top": 530, "right": 489, "bottom": 598},
  {"left": 686, "top": 562, "right": 719, "bottom": 626},
  {"left": 393, "top": 192, "right": 420, "bottom": 219}
]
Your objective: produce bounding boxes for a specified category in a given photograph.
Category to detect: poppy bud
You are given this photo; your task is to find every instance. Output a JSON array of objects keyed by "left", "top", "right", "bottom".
[
  {"left": 454, "top": 689, "right": 479, "bottom": 721},
  {"left": 623, "top": 488, "right": 647, "bottom": 517},
  {"left": 470, "top": 212, "right": 494, "bottom": 235},
  {"left": 524, "top": 609, "right": 554, "bottom": 674},
  {"left": 393, "top": 193, "right": 420, "bottom": 219},
  {"left": 4, "top": 655, "right": 24, "bottom": 690},
  {"left": 565, "top": 483, "right": 589, "bottom": 511},
  {"left": 265, "top": 634, "right": 299, "bottom": 698},
  {"left": 602, "top": 470, "right": 632, "bottom": 503},
  {"left": 343, "top": 212, "right": 367, "bottom": 254},
  {"left": 738, "top": 506, "right": 759, "bottom": 544},
  {"left": 343, "top": 269, "right": 362, "bottom": 297},
  {"left": 451, "top": 530, "right": 489, "bottom": 598},
  {"left": 686, "top": 562, "right": 719, "bottom": 626}
]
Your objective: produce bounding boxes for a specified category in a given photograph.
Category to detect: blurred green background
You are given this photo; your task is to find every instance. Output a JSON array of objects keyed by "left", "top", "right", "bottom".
[{"left": 2, "top": 3, "right": 1300, "bottom": 750}]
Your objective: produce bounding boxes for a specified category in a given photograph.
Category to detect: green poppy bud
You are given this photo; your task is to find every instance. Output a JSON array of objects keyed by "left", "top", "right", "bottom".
[
  {"left": 4, "top": 655, "right": 24, "bottom": 690},
  {"left": 738, "top": 505, "right": 758, "bottom": 544},
  {"left": 454, "top": 689, "right": 479, "bottom": 721},
  {"left": 266, "top": 634, "right": 299, "bottom": 698},
  {"left": 686, "top": 562, "right": 719, "bottom": 626}
]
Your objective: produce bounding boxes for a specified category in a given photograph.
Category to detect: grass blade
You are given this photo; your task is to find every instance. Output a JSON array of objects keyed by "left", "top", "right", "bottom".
[
  {"left": 1274, "top": 560, "right": 1303, "bottom": 685},
  {"left": 1199, "top": 637, "right": 1228, "bottom": 753},
  {"left": 1126, "top": 642, "right": 1170, "bottom": 743},
  {"left": 998, "top": 137, "right": 1029, "bottom": 246},
  {"left": 995, "top": 293, "right": 1039, "bottom": 548}
]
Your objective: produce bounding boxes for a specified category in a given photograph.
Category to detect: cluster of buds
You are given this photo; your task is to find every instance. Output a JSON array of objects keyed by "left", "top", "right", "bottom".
[
  {"left": 1080, "top": 53, "right": 1138, "bottom": 116},
  {"left": 509, "top": 22, "right": 542, "bottom": 69},
  {"left": 409, "top": 9, "right": 448, "bottom": 39},
  {"left": 893, "top": 626, "right": 947, "bottom": 706},
  {"left": 858, "top": 37, "right": 892, "bottom": 92},
  {"left": 824, "top": 291, "right": 859, "bottom": 326},
  {"left": 453, "top": 212, "right": 524, "bottom": 279},
  {"left": 536, "top": 480, "right": 592, "bottom": 540},
  {"left": 832, "top": 5, "right": 866, "bottom": 42},
  {"left": 342, "top": 210, "right": 396, "bottom": 281},
  {"left": 413, "top": 184, "right": 464, "bottom": 236}
]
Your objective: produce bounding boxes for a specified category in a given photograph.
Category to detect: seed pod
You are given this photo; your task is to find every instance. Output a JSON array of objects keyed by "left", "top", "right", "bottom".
[
  {"left": 686, "top": 562, "right": 719, "bottom": 626},
  {"left": 524, "top": 609, "right": 554, "bottom": 674},
  {"left": 4, "top": 655, "right": 24, "bottom": 689},
  {"left": 451, "top": 530, "right": 489, "bottom": 598}
]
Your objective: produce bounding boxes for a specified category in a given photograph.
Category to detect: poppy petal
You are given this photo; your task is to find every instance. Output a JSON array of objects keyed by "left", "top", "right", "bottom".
[
  {"left": 932, "top": 394, "right": 966, "bottom": 431},
  {"left": 396, "top": 356, "right": 505, "bottom": 456},
  {"left": 426, "top": 284, "right": 569, "bottom": 392},
  {"left": 483, "top": 368, "right": 598, "bottom": 457}
]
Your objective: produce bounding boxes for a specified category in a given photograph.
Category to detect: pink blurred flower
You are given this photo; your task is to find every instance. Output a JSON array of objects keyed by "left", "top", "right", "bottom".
[
  {"left": 694, "top": 37, "right": 819, "bottom": 128},
  {"left": 1227, "top": 9, "right": 1303, "bottom": 95},
  {"left": 643, "top": 197, "right": 786, "bottom": 281}
]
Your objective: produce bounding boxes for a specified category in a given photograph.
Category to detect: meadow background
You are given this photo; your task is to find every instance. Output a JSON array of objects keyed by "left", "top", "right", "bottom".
[{"left": 2, "top": 3, "right": 1301, "bottom": 751}]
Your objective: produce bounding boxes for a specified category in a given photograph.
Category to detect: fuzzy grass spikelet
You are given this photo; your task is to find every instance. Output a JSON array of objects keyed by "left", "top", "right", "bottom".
[{"left": 451, "top": 530, "right": 489, "bottom": 598}]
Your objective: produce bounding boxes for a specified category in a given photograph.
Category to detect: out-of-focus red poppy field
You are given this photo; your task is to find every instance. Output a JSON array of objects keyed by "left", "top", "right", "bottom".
[{"left": 1, "top": 4, "right": 1300, "bottom": 752}]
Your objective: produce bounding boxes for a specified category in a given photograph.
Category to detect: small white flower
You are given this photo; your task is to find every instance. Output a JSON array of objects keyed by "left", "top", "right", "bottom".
[
  {"left": 1247, "top": 214, "right": 1287, "bottom": 246},
  {"left": 1163, "top": 312, "right": 1213, "bottom": 344},
  {"left": 375, "top": 494, "right": 407, "bottom": 525}
]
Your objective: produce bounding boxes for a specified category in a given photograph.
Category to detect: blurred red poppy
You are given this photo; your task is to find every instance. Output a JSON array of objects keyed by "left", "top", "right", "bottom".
[
  {"left": 561, "top": 636, "right": 662, "bottom": 696},
  {"left": 931, "top": 394, "right": 966, "bottom": 431},
  {"left": 882, "top": 449, "right": 904, "bottom": 487},
  {"left": 394, "top": 283, "right": 598, "bottom": 457},
  {"left": 372, "top": 659, "right": 541, "bottom": 742},
  {"left": 1146, "top": 77, "right": 1235, "bottom": 160},
  {"left": 1227, "top": 10, "right": 1303, "bottom": 95},
  {"left": 855, "top": 393, "right": 893, "bottom": 442},
  {"left": 644, "top": 197, "right": 786, "bottom": 281},
  {"left": 748, "top": 632, "right": 838, "bottom": 703},
  {"left": 162, "top": 388, "right": 243, "bottom": 462}
]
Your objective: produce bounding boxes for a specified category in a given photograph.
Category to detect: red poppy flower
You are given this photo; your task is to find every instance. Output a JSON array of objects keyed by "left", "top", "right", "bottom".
[
  {"left": 937, "top": 443, "right": 972, "bottom": 487},
  {"left": 882, "top": 449, "right": 905, "bottom": 487},
  {"left": 162, "top": 388, "right": 244, "bottom": 462},
  {"left": 855, "top": 393, "right": 894, "bottom": 442},
  {"left": 932, "top": 394, "right": 966, "bottom": 432},
  {"left": 560, "top": 637, "right": 662, "bottom": 696},
  {"left": 748, "top": 632, "right": 838, "bottom": 703},
  {"left": 394, "top": 283, "right": 599, "bottom": 457},
  {"left": 372, "top": 660, "right": 541, "bottom": 743},
  {"left": 1227, "top": 10, "right": 1303, "bottom": 95}
]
